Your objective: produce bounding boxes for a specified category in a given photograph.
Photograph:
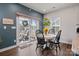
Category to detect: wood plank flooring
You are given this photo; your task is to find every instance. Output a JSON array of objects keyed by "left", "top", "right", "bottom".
[
  {"left": 36, "top": 43, "right": 72, "bottom": 56},
  {"left": 0, "top": 42, "right": 72, "bottom": 56},
  {"left": 0, "top": 48, "right": 18, "bottom": 56}
]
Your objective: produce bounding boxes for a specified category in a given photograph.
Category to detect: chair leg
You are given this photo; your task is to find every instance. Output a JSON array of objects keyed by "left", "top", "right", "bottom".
[
  {"left": 54, "top": 45, "right": 58, "bottom": 55},
  {"left": 36, "top": 44, "right": 38, "bottom": 50},
  {"left": 56, "top": 45, "right": 58, "bottom": 53},
  {"left": 58, "top": 44, "right": 61, "bottom": 50},
  {"left": 54, "top": 44, "right": 57, "bottom": 52}
]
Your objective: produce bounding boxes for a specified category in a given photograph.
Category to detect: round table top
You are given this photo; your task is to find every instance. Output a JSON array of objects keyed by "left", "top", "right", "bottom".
[{"left": 44, "top": 34, "right": 56, "bottom": 41}]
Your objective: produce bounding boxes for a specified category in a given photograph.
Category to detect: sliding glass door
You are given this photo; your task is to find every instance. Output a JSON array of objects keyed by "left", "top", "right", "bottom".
[
  {"left": 16, "top": 16, "right": 30, "bottom": 45},
  {"left": 16, "top": 15, "right": 39, "bottom": 45}
]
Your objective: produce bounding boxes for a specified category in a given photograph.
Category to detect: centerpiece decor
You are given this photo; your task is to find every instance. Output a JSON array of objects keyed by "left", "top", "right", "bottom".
[
  {"left": 43, "top": 18, "right": 50, "bottom": 35},
  {"left": 43, "top": 27, "right": 48, "bottom": 35}
]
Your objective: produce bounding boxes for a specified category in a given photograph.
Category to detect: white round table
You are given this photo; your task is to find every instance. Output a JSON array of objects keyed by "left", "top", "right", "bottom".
[{"left": 44, "top": 34, "right": 56, "bottom": 42}]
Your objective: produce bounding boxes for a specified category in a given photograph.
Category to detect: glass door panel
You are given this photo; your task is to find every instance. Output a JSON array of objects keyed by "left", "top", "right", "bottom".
[{"left": 16, "top": 16, "right": 30, "bottom": 44}]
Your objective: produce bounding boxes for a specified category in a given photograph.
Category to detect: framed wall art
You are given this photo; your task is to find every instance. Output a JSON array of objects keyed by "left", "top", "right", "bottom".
[{"left": 2, "top": 18, "right": 14, "bottom": 25}]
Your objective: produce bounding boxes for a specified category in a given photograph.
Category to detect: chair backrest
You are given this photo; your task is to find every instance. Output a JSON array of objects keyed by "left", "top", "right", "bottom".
[
  {"left": 36, "top": 30, "right": 45, "bottom": 44},
  {"left": 48, "top": 29, "right": 55, "bottom": 34},
  {"left": 55, "top": 30, "right": 62, "bottom": 43},
  {"left": 36, "top": 30, "right": 42, "bottom": 34}
]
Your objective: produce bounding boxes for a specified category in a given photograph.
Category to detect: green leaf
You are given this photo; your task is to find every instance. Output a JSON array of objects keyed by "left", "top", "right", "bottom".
[
  {"left": 43, "top": 18, "right": 49, "bottom": 20},
  {"left": 43, "top": 18, "right": 50, "bottom": 26}
]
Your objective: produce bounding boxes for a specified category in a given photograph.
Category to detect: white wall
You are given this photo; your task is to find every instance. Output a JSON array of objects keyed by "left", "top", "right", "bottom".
[{"left": 44, "top": 5, "right": 79, "bottom": 44}]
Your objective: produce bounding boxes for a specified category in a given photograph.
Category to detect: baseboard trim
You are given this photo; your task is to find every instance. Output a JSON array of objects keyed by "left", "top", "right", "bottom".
[
  {"left": 60, "top": 40, "right": 72, "bottom": 45},
  {"left": 0, "top": 45, "right": 17, "bottom": 52}
]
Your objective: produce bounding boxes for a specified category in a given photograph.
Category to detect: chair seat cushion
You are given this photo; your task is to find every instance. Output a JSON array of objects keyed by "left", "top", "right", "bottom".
[{"left": 37, "top": 33, "right": 43, "bottom": 38}]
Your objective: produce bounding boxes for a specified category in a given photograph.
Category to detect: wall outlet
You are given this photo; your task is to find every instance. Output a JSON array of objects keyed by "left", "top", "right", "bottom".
[
  {"left": 4, "top": 26, "right": 7, "bottom": 30},
  {"left": 14, "top": 40, "right": 16, "bottom": 43},
  {"left": 11, "top": 26, "right": 16, "bottom": 29}
]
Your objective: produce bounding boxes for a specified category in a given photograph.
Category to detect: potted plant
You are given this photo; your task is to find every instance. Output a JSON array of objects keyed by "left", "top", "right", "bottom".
[{"left": 43, "top": 18, "right": 50, "bottom": 35}]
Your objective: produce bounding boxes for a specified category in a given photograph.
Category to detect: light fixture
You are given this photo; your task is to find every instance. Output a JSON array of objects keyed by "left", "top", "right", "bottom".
[
  {"left": 43, "top": 9, "right": 46, "bottom": 12},
  {"left": 52, "top": 6, "right": 56, "bottom": 8}
]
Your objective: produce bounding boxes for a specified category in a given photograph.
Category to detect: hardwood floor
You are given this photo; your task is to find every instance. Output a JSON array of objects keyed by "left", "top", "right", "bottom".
[
  {"left": 36, "top": 43, "right": 72, "bottom": 56},
  {"left": 0, "top": 42, "right": 72, "bottom": 56},
  {"left": 0, "top": 48, "right": 18, "bottom": 56}
]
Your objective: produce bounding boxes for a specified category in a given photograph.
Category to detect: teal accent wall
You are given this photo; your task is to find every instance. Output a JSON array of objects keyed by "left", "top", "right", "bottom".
[{"left": 0, "top": 3, "right": 43, "bottom": 49}]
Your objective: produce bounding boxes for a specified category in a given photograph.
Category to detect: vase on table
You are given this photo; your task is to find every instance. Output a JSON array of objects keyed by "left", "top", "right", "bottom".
[
  {"left": 45, "top": 31, "right": 48, "bottom": 35},
  {"left": 43, "top": 27, "right": 48, "bottom": 35}
]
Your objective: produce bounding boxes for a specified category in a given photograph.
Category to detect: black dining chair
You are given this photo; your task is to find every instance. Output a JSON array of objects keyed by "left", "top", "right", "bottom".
[
  {"left": 49, "top": 30, "right": 62, "bottom": 52},
  {"left": 36, "top": 30, "right": 42, "bottom": 34},
  {"left": 48, "top": 29, "right": 55, "bottom": 34},
  {"left": 36, "top": 30, "right": 47, "bottom": 50}
]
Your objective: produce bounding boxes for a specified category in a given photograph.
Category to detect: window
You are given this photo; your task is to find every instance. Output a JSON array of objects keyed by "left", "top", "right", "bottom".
[
  {"left": 31, "top": 19, "right": 37, "bottom": 30},
  {"left": 52, "top": 16, "right": 60, "bottom": 34},
  {"left": 30, "top": 19, "right": 39, "bottom": 40}
]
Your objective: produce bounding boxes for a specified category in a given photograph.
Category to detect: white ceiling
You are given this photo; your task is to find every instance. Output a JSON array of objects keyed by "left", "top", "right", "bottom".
[{"left": 21, "top": 3, "right": 79, "bottom": 14}]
